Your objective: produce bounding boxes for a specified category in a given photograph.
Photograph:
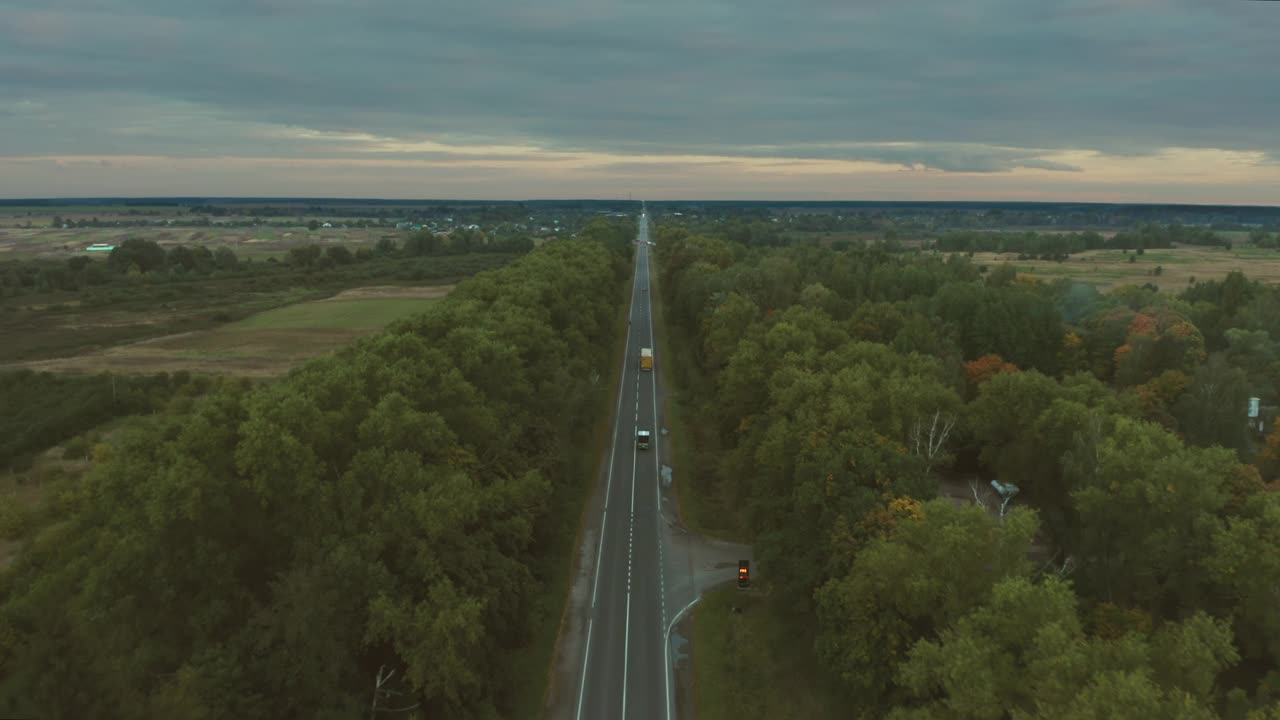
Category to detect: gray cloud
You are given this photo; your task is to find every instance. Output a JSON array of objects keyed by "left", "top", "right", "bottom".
[
  {"left": 1, "top": 0, "right": 1278, "bottom": 183},
  {"left": 720, "top": 143, "right": 1087, "bottom": 173}
]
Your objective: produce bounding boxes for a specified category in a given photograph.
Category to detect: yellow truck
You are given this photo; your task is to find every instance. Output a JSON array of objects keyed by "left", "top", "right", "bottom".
[{"left": 640, "top": 347, "right": 653, "bottom": 371}]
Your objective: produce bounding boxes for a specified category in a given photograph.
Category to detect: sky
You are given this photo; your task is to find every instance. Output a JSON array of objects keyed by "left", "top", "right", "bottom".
[{"left": 2, "top": 0, "right": 1279, "bottom": 203}]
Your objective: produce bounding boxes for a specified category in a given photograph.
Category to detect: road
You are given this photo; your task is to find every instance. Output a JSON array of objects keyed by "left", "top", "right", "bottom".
[
  {"left": 562, "top": 206, "right": 752, "bottom": 720},
  {"left": 573, "top": 208, "right": 666, "bottom": 720}
]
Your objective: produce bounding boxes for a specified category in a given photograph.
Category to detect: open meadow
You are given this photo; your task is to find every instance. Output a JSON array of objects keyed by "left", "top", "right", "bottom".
[
  {"left": 967, "top": 245, "right": 1280, "bottom": 290},
  {"left": 7, "top": 285, "right": 452, "bottom": 377}
]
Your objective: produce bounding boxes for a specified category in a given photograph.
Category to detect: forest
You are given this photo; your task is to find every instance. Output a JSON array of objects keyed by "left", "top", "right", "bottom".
[
  {"left": 654, "top": 224, "right": 1280, "bottom": 719},
  {"left": 0, "top": 220, "right": 635, "bottom": 718}
]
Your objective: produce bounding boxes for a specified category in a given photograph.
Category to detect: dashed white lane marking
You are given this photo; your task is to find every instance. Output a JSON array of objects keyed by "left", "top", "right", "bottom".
[{"left": 576, "top": 223, "right": 643, "bottom": 720}]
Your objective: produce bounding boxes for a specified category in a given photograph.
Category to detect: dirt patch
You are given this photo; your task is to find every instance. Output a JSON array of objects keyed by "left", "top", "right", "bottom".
[{"left": 320, "top": 284, "right": 455, "bottom": 302}]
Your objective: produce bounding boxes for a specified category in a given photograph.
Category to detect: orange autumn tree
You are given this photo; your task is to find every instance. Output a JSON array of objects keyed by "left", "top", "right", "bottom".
[
  {"left": 1112, "top": 308, "right": 1206, "bottom": 386},
  {"left": 1059, "top": 332, "right": 1088, "bottom": 374},
  {"left": 858, "top": 495, "right": 925, "bottom": 539},
  {"left": 1131, "top": 369, "right": 1191, "bottom": 430},
  {"left": 964, "top": 353, "right": 1019, "bottom": 388},
  {"left": 829, "top": 496, "right": 926, "bottom": 562}
]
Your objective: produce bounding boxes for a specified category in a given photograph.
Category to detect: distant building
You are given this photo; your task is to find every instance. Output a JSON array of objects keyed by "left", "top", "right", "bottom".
[{"left": 85, "top": 243, "right": 114, "bottom": 252}]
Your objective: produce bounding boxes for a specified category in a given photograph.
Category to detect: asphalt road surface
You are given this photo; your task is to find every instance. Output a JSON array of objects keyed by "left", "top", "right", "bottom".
[
  {"left": 573, "top": 210, "right": 667, "bottom": 720},
  {"left": 564, "top": 208, "right": 751, "bottom": 720}
]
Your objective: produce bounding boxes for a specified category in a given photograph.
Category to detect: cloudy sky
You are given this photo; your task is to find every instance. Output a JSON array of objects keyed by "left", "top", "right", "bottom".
[{"left": 2, "top": 0, "right": 1279, "bottom": 202}]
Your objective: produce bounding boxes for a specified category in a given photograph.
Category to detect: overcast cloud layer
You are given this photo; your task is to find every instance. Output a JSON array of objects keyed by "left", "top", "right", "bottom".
[{"left": 2, "top": 0, "right": 1279, "bottom": 201}]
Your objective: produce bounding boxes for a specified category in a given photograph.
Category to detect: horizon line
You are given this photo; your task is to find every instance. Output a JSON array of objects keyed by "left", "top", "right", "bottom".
[{"left": 3, "top": 196, "right": 1280, "bottom": 210}]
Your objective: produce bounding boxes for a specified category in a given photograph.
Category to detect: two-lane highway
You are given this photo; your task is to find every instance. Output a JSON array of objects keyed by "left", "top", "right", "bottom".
[{"left": 575, "top": 209, "right": 668, "bottom": 720}]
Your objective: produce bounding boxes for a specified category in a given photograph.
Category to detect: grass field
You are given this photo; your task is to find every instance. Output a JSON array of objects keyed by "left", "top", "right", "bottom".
[
  {"left": 0, "top": 285, "right": 327, "bottom": 363},
  {"left": 7, "top": 285, "right": 452, "bottom": 377},
  {"left": 0, "top": 251, "right": 514, "bottom": 363},
  {"left": 968, "top": 245, "right": 1280, "bottom": 290},
  {"left": 688, "top": 586, "right": 843, "bottom": 720}
]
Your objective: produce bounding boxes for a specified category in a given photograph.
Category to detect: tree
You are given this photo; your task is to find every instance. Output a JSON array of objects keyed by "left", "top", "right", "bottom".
[
  {"left": 1224, "top": 328, "right": 1279, "bottom": 400},
  {"left": 1174, "top": 353, "right": 1251, "bottom": 453},
  {"left": 307, "top": 219, "right": 321, "bottom": 231},
  {"left": 889, "top": 577, "right": 1235, "bottom": 720},
  {"left": 965, "top": 370, "right": 1066, "bottom": 483},
  {"left": 986, "top": 263, "right": 1017, "bottom": 287},
  {"left": 1072, "top": 417, "right": 1235, "bottom": 615},
  {"left": 814, "top": 500, "right": 1037, "bottom": 718},
  {"left": 1111, "top": 307, "right": 1206, "bottom": 387},
  {"left": 0, "top": 234, "right": 632, "bottom": 717},
  {"left": 909, "top": 410, "right": 957, "bottom": 479},
  {"left": 931, "top": 282, "right": 1063, "bottom": 373},
  {"left": 744, "top": 255, "right": 801, "bottom": 312},
  {"left": 1207, "top": 493, "right": 1280, "bottom": 663},
  {"left": 213, "top": 246, "right": 239, "bottom": 271},
  {"left": 190, "top": 245, "right": 214, "bottom": 272},
  {"left": 849, "top": 301, "right": 906, "bottom": 344},
  {"left": 287, "top": 244, "right": 322, "bottom": 267},
  {"left": 701, "top": 292, "right": 759, "bottom": 371},
  {"left": 892, "top": 314, "right": 963, "bottom": 375},
  {"left": 107, "top": 238, "right": 166, "bottom": 274},
  {"left": 963, "top": 353, "right": 1019, "bottom": 390},
  {"left": 1059, "top": 332, "right": 1089, "bottom": 374},
  {"left": 324, "top": 245, "right": 354, "bottom": 265},
  {"left": 1261, "top": 424, "right": 1280, "bottom": 483},
  {"left": 404, "top": 231, "right": 442, "bottom": 256},
  {"left": 166, "top": 245, "right": 197, "bottom": 272}
]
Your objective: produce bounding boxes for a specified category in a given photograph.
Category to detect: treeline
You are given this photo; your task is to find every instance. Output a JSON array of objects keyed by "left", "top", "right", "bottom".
[
  {"left": 655, "top": 225, "right": 1280, "bottom": 718},
  {"left": 0, "top": 233, "right": 533, "bottom": 299},
  {"left": 0, "top": 370, "right": 215, "bottom": 471},
  {"left": 933, "top": 223, "right": 1252, "bottom": 257},
  {"left": 0, "top": 220, "right": 635, "bottom": 717}
]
